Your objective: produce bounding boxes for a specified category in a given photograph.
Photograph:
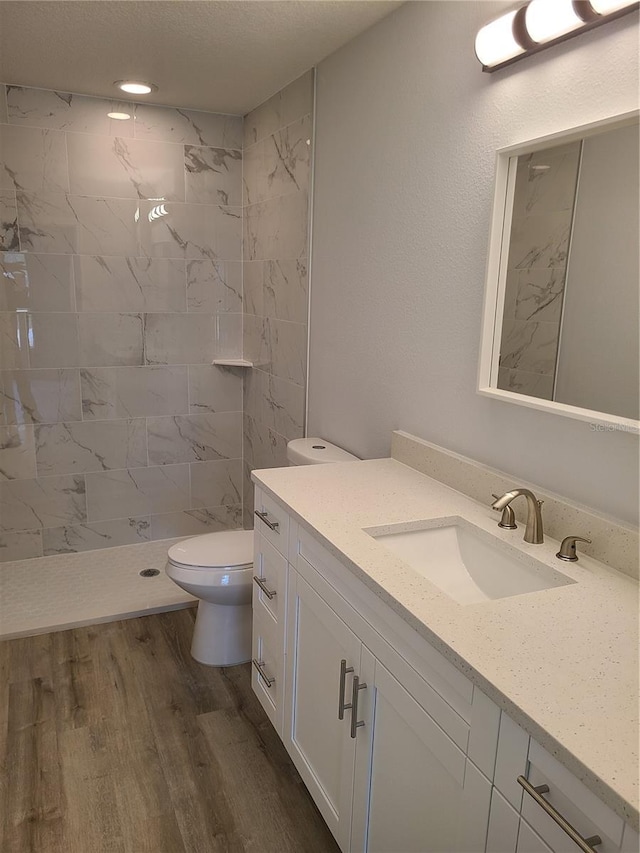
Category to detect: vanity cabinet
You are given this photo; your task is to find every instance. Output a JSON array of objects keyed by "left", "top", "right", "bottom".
[{"left": 251, "top": 486, "right": 638, "bottom": 853}]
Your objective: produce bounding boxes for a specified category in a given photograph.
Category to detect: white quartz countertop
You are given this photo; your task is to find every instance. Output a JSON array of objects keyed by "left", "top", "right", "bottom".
[{"left": 252, "top": 458, "right": 639, "bottom": 829}]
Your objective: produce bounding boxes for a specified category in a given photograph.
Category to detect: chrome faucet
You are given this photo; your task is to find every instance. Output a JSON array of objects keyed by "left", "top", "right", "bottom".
[{"left": 491, "top": 489, "right": 544, "bottom": 544}]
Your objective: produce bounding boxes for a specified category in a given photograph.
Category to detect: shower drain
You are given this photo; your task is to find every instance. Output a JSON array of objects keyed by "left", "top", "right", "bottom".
[{"left": 139, "top": 568, "right": 161, "bottom": 578}]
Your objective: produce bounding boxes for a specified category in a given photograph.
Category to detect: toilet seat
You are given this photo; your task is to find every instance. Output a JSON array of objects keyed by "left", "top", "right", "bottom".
[{"left": 167, "top": 529, "right": 253, "bottom": 571}]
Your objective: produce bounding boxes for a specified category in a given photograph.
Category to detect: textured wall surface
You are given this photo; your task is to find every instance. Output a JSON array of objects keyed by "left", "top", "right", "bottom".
[
  {"left": 242, "top": 72, "right": 313, "bottom": 525},
  {"left": 0, "top": 85, "right": 245, "bottom": 561},
  {"left": 308, "top": 1, "right": 639, "bottom": 524}
]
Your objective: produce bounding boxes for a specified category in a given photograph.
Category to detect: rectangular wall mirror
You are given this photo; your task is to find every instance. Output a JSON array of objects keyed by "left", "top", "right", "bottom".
[{"left": 478, "top": 111, "right": 639, "bottom": 433}]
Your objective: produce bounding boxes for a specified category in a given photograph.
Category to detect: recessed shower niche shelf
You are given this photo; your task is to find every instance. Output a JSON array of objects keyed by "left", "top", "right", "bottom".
[{"left": 211, "top": 359, "right": 254, "bottom": 367}]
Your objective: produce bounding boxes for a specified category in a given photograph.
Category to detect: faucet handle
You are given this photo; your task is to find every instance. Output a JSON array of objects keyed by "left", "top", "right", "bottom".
[
  {"left": 492, "top": 494, "right": 517, "bottom": 530},
  {"left": 556, "top": 535, "right": 592, "bottom": 562}
]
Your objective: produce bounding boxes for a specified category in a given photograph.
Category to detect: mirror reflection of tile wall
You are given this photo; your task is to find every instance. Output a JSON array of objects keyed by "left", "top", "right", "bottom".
[
  {"left": 497, "top": 141, "right": 581, "bottom": 400},
  {"left": 0, "top": 84, "right": 245, "bottom": 561}
]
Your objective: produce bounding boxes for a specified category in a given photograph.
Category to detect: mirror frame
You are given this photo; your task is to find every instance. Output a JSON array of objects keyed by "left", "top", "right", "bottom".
[{"left": 478, "top": 109, "right": 640, "bottom": 435}]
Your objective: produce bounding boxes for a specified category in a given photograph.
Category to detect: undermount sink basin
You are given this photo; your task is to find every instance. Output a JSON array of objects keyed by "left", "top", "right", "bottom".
[{"left": 368, "top": 519, "right": 575, "bottom": 605}]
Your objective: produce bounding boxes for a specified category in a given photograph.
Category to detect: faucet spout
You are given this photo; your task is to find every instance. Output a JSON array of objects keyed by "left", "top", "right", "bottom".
[{"left": 491, "top": 488, "right": 544, "bottom": 544}]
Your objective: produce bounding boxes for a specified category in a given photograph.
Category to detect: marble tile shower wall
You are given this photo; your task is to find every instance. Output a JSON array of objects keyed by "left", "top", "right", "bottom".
[
  {"left": 0, "top": 84, "right": 245, "bottom": 561},
  {"left": 498, "top": 141, "right": 581, "bottom": 400},
  {"left": 241, "top": 72, "right": 313, "bottom": 526}
]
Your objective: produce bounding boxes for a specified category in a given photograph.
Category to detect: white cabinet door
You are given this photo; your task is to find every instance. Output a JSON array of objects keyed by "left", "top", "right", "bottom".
[
  {"left": 284, "top": 570, "right": 363, "bottom": 852},
  {"left": 516, "top": 819, "right": 554, "bottom": 853},
  {"left": 352, "top": 654, "right": 492, "bottom": 853}
]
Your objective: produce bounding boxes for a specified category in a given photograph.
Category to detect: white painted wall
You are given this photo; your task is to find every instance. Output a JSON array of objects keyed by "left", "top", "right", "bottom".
[{"left": 308, "top": 0, "right": 640, "bottom": 525}]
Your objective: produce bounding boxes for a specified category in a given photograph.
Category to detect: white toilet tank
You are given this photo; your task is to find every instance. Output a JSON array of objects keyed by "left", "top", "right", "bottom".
[{"left": 287, "top": 437, "right": 359, "bottom": 466}]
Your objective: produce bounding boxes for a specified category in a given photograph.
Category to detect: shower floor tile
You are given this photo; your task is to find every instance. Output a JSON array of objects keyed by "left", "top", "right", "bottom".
[{"left": 0, "top": 539, "right": 196, "bottom": 640}]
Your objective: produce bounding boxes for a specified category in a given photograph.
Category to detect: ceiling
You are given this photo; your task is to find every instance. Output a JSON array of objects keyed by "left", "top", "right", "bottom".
[{"left": 0, "top": 0, "right": 403, "bottom": 115}]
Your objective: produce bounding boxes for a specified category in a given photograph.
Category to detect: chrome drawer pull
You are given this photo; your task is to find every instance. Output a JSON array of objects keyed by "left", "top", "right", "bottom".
[
  {"left": 517, "top": 776, "right": 602, "bottom": 852},
  {"left": 253, "top": 575, "right": 276, "bottom": 599},
  {"left": 252, "top": 658, "right": 275, "bottom": 688},
  {"left": 350, "top": 675, "right": 367, "bottom": 738},
  {"left": 338, "top": 659, "right": 354, "bottom": 720},
  {"left": 254, "top": 510, "right": 279, "bottom": 532}
]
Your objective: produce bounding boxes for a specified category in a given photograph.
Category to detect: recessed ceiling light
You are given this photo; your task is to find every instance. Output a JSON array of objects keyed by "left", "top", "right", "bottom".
[
  {"left": 107, "top": 112, "right": 131, "bottom": 121},
  {"left": 115, "top": 80, "right": 157, "bottom": 95}
]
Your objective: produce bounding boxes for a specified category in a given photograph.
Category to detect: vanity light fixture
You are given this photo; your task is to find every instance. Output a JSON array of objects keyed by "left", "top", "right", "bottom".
[
  {"left": 475, "top": 0, "right": 638, "bottom": 71},
  {"left": 115, "top": 80, "right": 157, "bottom": 95},
  {"left": 107, "top": 111, "right": 131, "bottom": 120}
]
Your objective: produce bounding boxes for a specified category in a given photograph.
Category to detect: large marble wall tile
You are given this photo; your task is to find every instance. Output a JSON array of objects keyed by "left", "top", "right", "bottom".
[
  {"left": 78, "top": 313, "right": 144, "bottom": 366},
  {"left": 139, "top": 201, "right": 241, "bottom": 261},
  {"left": 17, "top": 192, "right": 139, "bottom": 255},
  {"left": 264, "top": 259, "right": 308, "bottom": 323},
  {"left": 74, "top": 256, "right": 186, "bottom": 313},
  {"left": 86, "top": 463, "right": 190, "bottom": 521},
  {"left": 0, "top": 312, "right": 29, "bottom": 368},
  {"left": 149, "top": 504, "right": 241, "bottom": 541},
  {"left": 243, "top": 261, "right": 264, "bottom": 316},
  {"left": 35, "top": 419, "right": 147, "bottom": 476},
  {"left": 499, "top": 319, "right": 559, "bottom": 375},
  {"left": 266, "top": 318, "right": 307, "bottom": 386},
  {"left": 513, "top": 142, "right": 581, "bottom": 216},
  {"left": 262, "top": 373, "right": 305, "bottom": 441},
  {"left": 244, "top": 191, "right": 308, "bottom": 261},
  {"left": 80, "top": 365, "right": 188, "bottom": 419},
  {"left": 188, "top": 365, "right": 242, "bottom": 413},
  {"left": 0, "top": 253, "right": 74, "bottom": 312},
  {"left": 0, "top": 473, "right": 86, "bottom": 532},
  {"left": 190, "top": 458, "right": 242, "bottom": 508},
  {"left": 0, "top": 424, "right": 36, "bottom": 480},
  {"left": 0, "top": 85, "right": 8, "bottom": 124},
  {"left": 243, "top": 70, "right": 313, "bottom": 147},
  {"left": 243, "top": 116, "right": 311, "bottom": 206},
  {"left": 242, "top": 314, "right": 268, "bottom": 368},
  {"left": 0, "top": 125, "right": 69, "bottom": 193},
  {"left": 0, "top": 528, "right": 42, "bottom": 562},
  {"left": 27, "top": 312, "right": 79, "bottom": 368},
  {"left": 1, "top": 368, "right": 81, "bottom": 424},
  {"left": 134, "top": 105, "right": 242, "bottom": 149},
  {"left": 42, "top": 516, "right": 150, "bottom": 556},
  {"left": 243, "top": 413, "right": 289, "bottom": 470},
  {"left": 509, "top": 268, "right": 565, "bottom": 324},
  {"left": 213, "top": 313, "right": 243, "bottom": 359},
  {"left": 497, "top": 367, "right": 555, "bottom": 400},
  {"left": 0, "top": 189, "right": 19, "bottom": 251},
  {"left": 144, "top": 313, "right": 214, "bottom": 365},
  {"left": 186, "top": 259, "right": 242, "bottom": 312},
  {"left": 184, "top": 146, "right": 242, "bottom": 205},
  {"left": 242, "top": 366, "right": 264, "bottom": 423},
  {"left": 7, "top": 86, "right": 135, "bottom": 137},
  {"left": 508, "top": 211, "right": 572, "bottom": 270},
  {"left": 242, "top": 459, "right": 255, "bottom": 529},
  {"left": 147, "top": 411, "right": 242, "bottom": 465},
  {"left": 67, "top": 134, "right": 185, "bottom": 201}
]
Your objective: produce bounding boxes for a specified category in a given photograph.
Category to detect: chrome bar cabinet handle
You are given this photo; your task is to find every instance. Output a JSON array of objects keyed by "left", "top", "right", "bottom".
[
  {"left": 252, "top": 658, "right": 275, "bottom": 688},
  {"left": 253, "top": 575, "right": 276, "bottom": 599},
  {"left": 350, "top": 675, "right": 367, "bottom": 738},
  {"left": 338, "top": 659, "right": 354, "bottom": 720},
  {"left": 254, "top": 510, "right": 279, "bottom": 532},
  {"left": 517, "top": 776, "right": 602, "bottom": 852}
]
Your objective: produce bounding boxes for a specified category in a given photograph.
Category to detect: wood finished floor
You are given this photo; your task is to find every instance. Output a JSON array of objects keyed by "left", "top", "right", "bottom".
[{"left": 0, "top": 609, "right": 340, "bottom": 853}]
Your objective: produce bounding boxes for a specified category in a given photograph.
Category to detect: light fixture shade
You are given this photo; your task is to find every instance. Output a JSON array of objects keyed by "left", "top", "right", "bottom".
[
  {"left": 475, "top": 10, "right": 525, "bottom": 67},
  {"left": 107, "top": 112, "right": 131, "bottom": 120},
  {"left": 525, "top": 0, "right": 584, "bottom": 43},
  {"left": 589, "top": 0, "right": 637, "bottom": 12},
  {"left": 117, "top": 81, "right": 154, "bottom": 95}
]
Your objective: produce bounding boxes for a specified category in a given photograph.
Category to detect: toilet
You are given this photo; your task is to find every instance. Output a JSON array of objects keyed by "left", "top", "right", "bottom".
[{"left": 165, "top": 437, "right": 359, "bottom": 666}]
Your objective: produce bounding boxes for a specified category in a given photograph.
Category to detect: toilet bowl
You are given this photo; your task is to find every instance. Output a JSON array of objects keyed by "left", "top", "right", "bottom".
[
  {"left": 166, "top": 530, "right": 254, "bottom": 666},
  {"left": 165, "top": 438, "right": 359, "bottom": 667}
]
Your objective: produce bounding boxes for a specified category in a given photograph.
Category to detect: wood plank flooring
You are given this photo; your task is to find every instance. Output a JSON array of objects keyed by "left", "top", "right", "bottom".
[{"left": 0, "top": 609, "right": 340, "bottom": 853}]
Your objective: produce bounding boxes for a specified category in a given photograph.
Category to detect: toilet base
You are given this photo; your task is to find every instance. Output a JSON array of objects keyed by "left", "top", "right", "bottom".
[{"left": 190, "top": 599, "right": 252, "bottom": 667}]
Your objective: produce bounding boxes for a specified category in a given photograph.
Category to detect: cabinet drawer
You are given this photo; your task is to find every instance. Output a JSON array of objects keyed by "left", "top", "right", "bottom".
[
  {"left": 522, "top": 740, "right": 625, "bottom": 853},
  {"left": 254, "top": 487, "right": 289, "bottom": 557},
  {"left": 253, "top": 532, "right": 287, "bottom": 624},
  {"left": 251, "top": 604, "right": 284, "bottom": 734}
]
